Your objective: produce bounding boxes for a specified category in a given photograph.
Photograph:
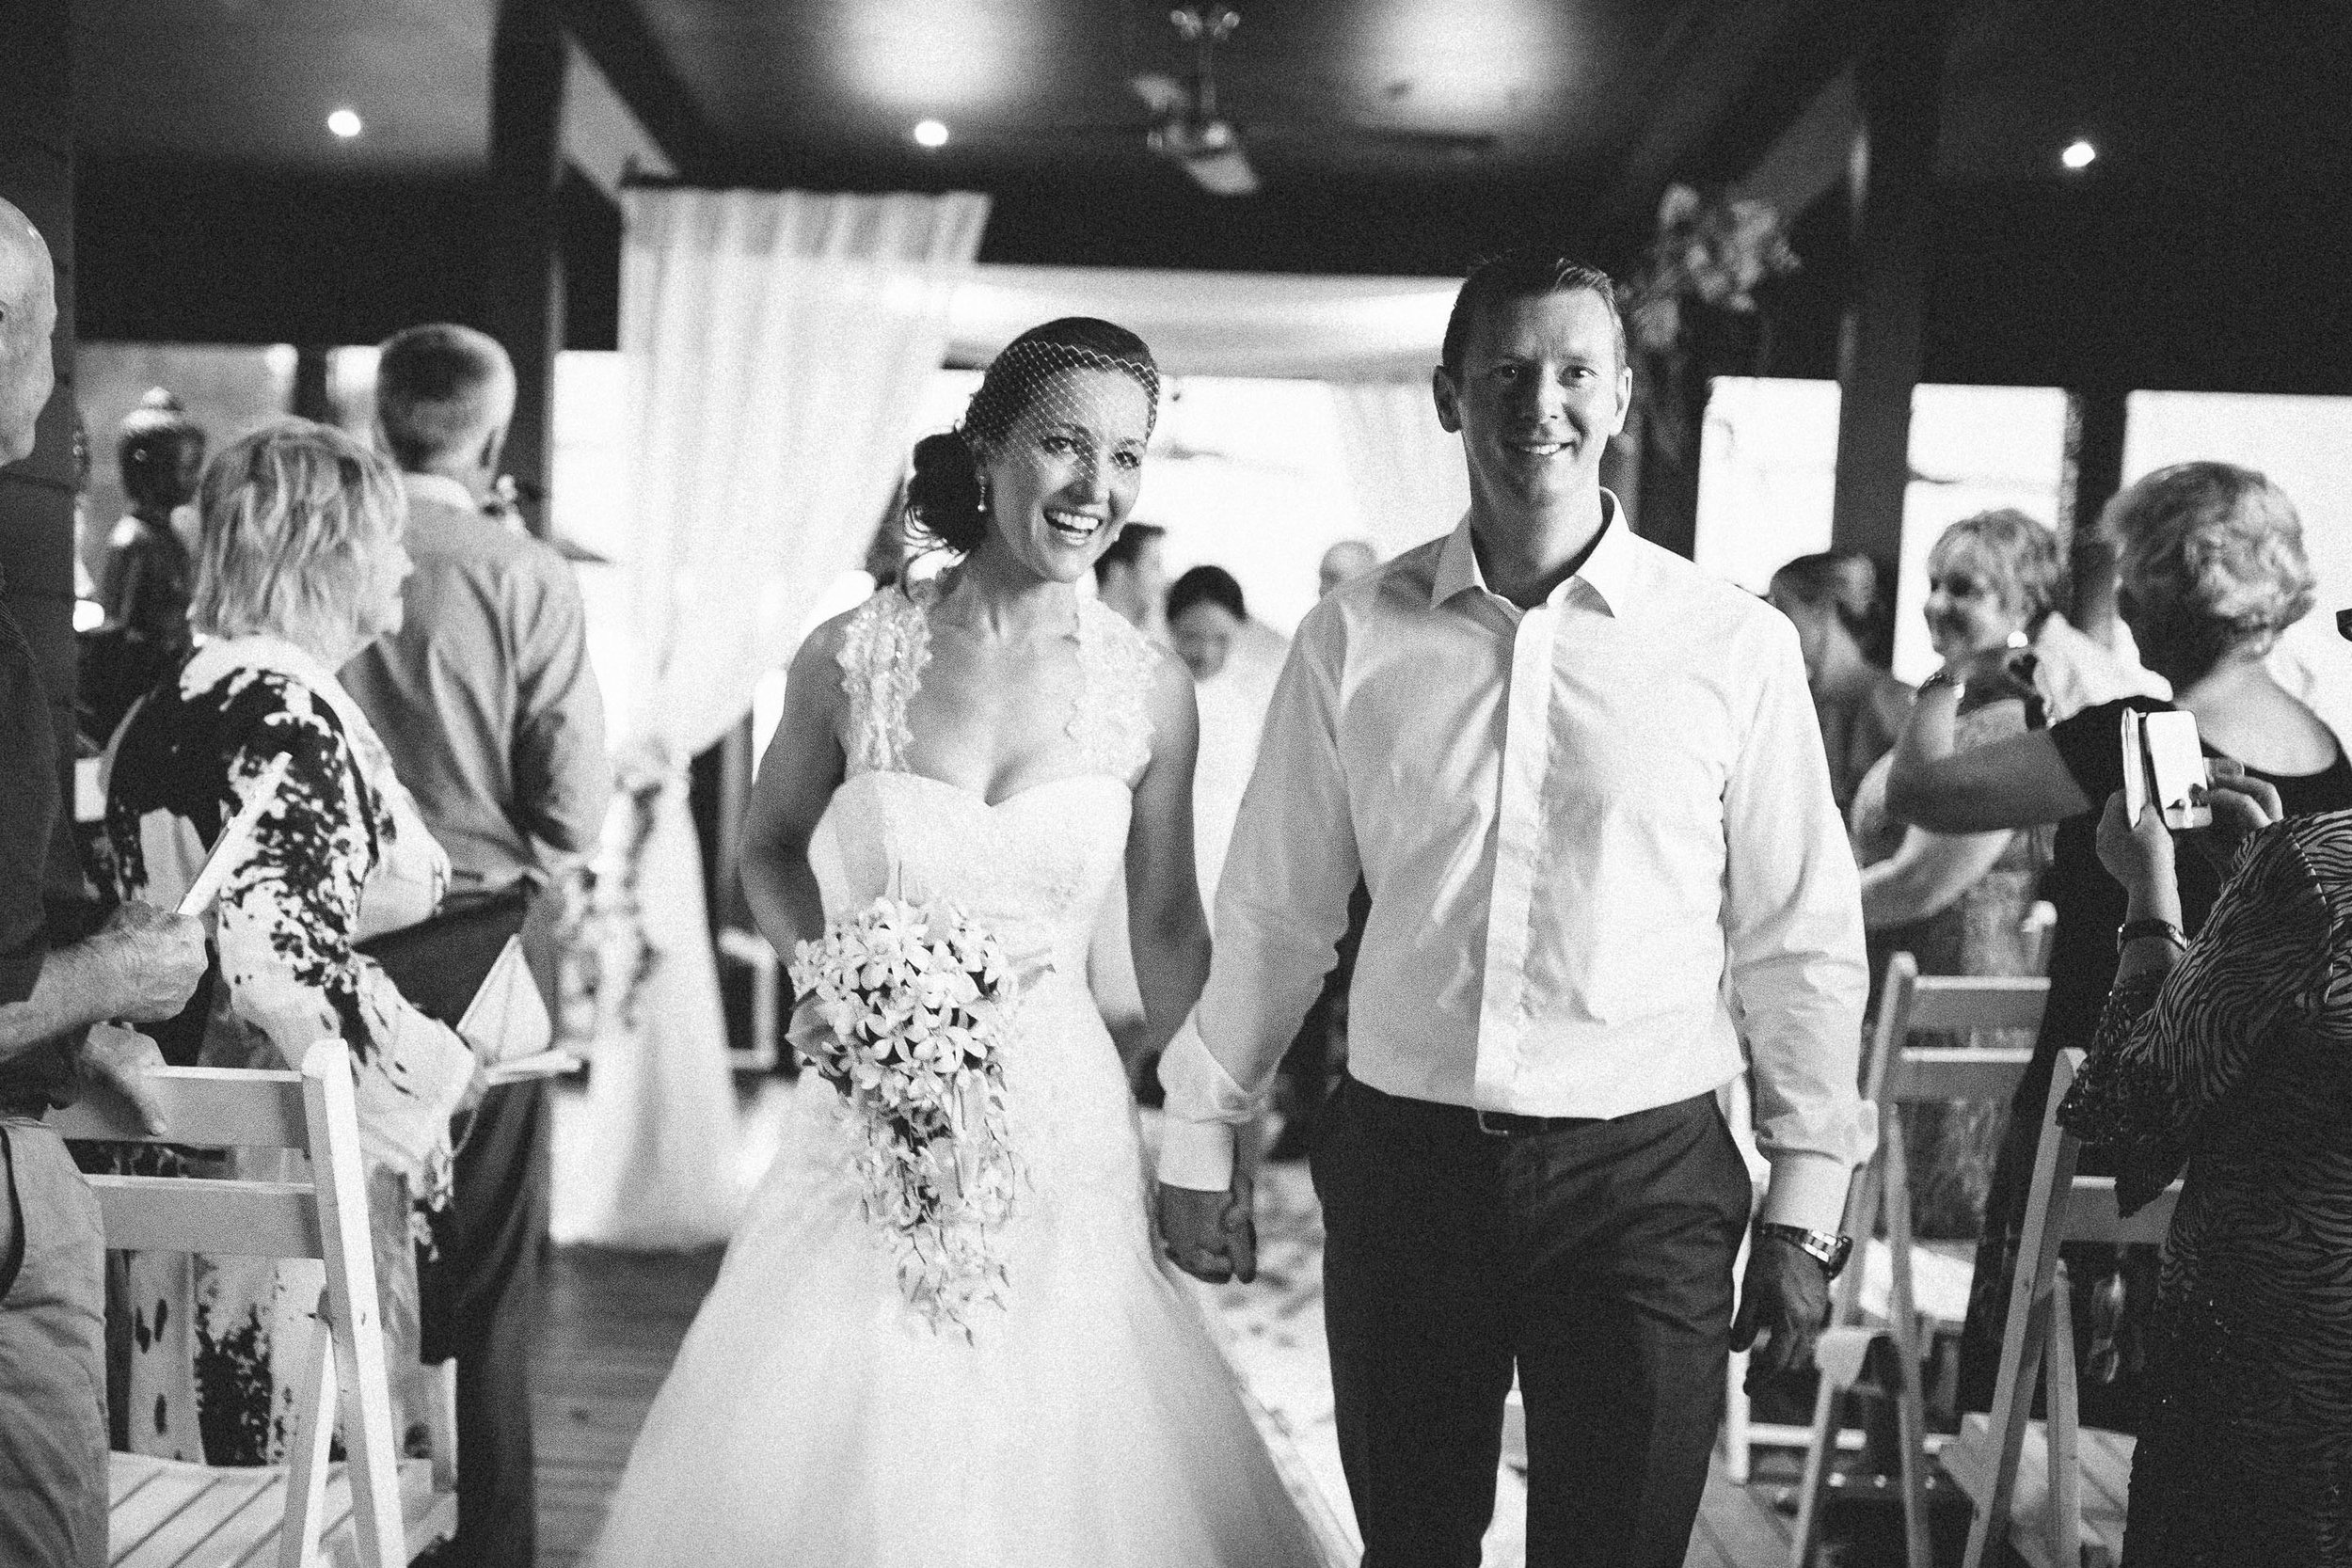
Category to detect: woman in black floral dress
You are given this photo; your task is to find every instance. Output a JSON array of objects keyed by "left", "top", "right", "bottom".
[
  {"left": 2060, "top": 764, "right": 2352, "bottom": 1566},
  {"left": 95, "top": 420, "right": 481, "bottom": 1465}
]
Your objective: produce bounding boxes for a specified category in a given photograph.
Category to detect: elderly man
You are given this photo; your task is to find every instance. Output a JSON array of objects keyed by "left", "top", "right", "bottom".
[
  {"left": 341, "top": 323, "right": 606, "bottom": 1568},
  {"left": 0, "top": 196, "right": 206, "bottom": 1568}
]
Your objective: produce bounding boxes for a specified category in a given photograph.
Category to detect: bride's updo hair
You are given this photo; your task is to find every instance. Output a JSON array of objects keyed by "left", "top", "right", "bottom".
[{"left": 904, "top": 317, "right": 1160, "bottom": 555}]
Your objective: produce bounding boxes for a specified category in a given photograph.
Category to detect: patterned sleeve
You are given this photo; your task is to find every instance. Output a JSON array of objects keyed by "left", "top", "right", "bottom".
[
  {"left": 2060, "top": 818, "right": 2333, "bottom": 1212},
  {"left": 211, "top": 679, "right": 477, "bottom": 1196}
]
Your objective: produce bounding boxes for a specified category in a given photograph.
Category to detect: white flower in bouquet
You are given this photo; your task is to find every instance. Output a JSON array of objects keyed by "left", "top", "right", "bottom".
[{"left": 791, "top": 894, "right": 1032, "bottom": 1336}]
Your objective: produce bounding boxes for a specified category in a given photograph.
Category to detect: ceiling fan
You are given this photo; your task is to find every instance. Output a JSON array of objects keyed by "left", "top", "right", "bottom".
[{"left": 1121, "top": 6, "right": 1500, "bottom": 198}]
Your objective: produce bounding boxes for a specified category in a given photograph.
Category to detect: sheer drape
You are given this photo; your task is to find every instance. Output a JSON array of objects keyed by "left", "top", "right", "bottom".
[
  {"left": 1327, "top": 380, "right": 1470, "bottom": 560},
  {"left": 568, "top": 187, "right": 989, "bottom": 1248}
]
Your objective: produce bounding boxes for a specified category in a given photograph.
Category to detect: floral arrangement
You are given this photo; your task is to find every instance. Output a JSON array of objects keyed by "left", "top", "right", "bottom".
[
  {"left": 793, "top": 895, "right": 1027, "bottom": 1336},
  {"left": 1620, "top": 182, "right": 1802, "bottom": 466}
]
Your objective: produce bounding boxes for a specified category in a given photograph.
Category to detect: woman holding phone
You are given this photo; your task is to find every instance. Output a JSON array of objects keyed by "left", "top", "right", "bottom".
[{"left": 1885, "top": 460, "right": 2352, "bottom": 1425}]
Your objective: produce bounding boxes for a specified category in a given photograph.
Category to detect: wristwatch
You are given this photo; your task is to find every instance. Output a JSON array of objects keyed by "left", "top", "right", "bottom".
[{"left": 1756, "top": 1222, "right": 1853, "bottom": 1279}]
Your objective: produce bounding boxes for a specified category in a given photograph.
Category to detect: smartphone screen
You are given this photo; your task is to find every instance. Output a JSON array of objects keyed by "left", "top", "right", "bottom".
[
  {"left": 2141, "top": 710, "right": 2213, "bottom": 830},
  {"left": 2120, "top": 708, "right": 2149, "bottom": 825}
]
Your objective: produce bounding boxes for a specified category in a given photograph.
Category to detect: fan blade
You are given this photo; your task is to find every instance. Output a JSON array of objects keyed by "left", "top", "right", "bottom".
[
  {"left": 1178, "top": 142, "right": 1259, "bottom": 196},
  {"left": 1128, "top": 72, "right": 1187, "bottom": 118},
  {"left": 1248, "top": 121, "right": 1500, "bottom": 159}
]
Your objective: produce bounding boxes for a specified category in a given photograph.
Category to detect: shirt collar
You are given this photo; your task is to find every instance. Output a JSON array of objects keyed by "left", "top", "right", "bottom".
[
  {"left": 1431, "top": 488, "right": 1635, "bottom": 615},
  {"left": 401, "top": 471, "right": 480, "bottom": 514}
]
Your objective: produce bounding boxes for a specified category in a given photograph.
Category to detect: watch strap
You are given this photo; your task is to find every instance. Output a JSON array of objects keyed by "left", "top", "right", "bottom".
[{"left": 1756, "top": 1222, "right": 1852, "bottom": 1278}]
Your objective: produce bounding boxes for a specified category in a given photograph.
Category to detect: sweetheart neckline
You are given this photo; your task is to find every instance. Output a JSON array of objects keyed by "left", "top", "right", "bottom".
[{"left": 843, "top": 768, "right": 1127, "bottom": 813}]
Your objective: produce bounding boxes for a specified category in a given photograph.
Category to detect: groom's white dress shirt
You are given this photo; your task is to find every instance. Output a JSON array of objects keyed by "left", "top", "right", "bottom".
[{"left": 1157, "top": 499, "right": 1875, "bottom": 1233}]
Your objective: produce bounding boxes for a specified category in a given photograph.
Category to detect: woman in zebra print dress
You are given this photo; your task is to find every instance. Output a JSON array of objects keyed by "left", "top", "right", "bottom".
[{"left": 2061, "top": 763, "right": 2352, "bottom": 1566}]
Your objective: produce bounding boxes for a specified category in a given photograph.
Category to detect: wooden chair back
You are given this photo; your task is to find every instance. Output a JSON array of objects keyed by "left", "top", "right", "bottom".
[
  {"left": 1955, "top": 1047, "right": 2180, "bottom": 1568},
  {"left": 1792, "top": 953, "right": 2045, "bottom": 1568},
  {"left": 51, "top": 1040, "right": 419, "bottom": 1568}
]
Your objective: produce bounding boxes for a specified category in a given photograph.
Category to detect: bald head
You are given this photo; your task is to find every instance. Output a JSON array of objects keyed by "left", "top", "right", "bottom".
[
  {"left": 1318, "top": 539, "right": 1378, "bottom": 597},
  {"left": 0, "top": 198, "right": 58, "bottom": 467}
]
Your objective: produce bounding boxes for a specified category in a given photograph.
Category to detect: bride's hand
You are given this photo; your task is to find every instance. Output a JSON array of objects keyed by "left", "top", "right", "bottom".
[{"left": 787, "top": 994, "right": 852, "bottom": 1099}]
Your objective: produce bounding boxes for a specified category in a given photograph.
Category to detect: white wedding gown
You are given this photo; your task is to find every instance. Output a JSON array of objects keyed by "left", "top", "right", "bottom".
[{"left": 591, "top": 588, "right": 1330, "bottom": 1567}]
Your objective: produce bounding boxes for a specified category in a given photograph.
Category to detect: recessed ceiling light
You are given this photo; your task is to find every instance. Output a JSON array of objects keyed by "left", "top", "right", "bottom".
[
  {"left": 327, "top": 108, "right": 364, "bottom": 140},
  {"left": 912, "top": 119, "right": 950, "bottom": 150},
  {"left": 2060, "top": 138, "right": 2096, "bottom": 170}
]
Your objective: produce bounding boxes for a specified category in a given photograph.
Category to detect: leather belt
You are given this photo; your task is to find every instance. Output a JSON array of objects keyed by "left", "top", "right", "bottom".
[{"left": 1346, "top": 1076, "right": 1600, "bottom": 1139}]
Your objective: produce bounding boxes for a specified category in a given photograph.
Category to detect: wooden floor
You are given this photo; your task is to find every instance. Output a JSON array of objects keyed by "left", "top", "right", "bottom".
[{"left": 528, "top": 1239, "right": 1802, "bottom": 1568}]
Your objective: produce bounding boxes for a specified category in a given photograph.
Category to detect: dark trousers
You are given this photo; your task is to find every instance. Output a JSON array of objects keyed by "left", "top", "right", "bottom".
[
  {"left": 420, "top": 1080, "right": 550, "bottom": 1568},
  {"left": 1312, "top": 1077, "right": 1752, "bottom": 1568}
]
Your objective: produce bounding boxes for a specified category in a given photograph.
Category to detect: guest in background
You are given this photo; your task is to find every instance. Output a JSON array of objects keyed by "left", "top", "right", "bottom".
[
  {"left": 1093, "top": 518, "right": 1168, "bottom": 638},
  {"left": 2060, "top": 762, "right": 2352, "bottom": 1568},
  {"left": 1769, "top": 550, "right": 1911, "bottom": 812},
  {"left": 1318, "top": 538, "right": 1378, "bottom": 598},
  {"left": 101, "top": 418, "right": 483, "bottom": 1471},
  {"left": 1168, "top": 562, "right": 1248, "bottom": 683},
  {"left": 341, "top": 323, "right": 607, "bottom": 1568},
  {"left": 1846, "top": 512, "right": 2066, "bottom": 1238},
  {"left": 0, "top": 190, "right": 208, "bottom": 1568},
  {"left": 81, "top": 389, "right": 206, "bottom": 742},
  {"left": 1886, "top": 461, "right": 2352, "bottom": 1425}
]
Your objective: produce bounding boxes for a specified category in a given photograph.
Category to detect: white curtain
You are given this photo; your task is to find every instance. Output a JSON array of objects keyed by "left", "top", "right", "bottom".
[
  {"left": 568, "top": 187, "right": 990, "bottom": 1249},
  {"left": 1328, "top": 380, "right": 1470, "bottom": 561}
]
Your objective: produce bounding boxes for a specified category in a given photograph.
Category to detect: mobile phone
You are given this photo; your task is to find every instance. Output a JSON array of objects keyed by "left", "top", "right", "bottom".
[{"left": 2119, "top": 708, "right": 2211, "bottom": 831}]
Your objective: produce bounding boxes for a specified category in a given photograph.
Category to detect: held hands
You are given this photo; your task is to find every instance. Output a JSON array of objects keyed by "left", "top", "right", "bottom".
[
  {"left": 95, "top": 902, "right": 208, "bottom": 1023},
  {"left": 1155, "top": 1121, "right": 1263, "bottom": 1286},
  {"left": 1729, "top": 1232, "right": 1832, "bottom": 1392}
]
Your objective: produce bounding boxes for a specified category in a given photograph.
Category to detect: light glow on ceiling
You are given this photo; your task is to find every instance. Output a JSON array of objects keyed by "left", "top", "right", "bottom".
[
  {"left": 2061, "top": 138, "right": 2097, "bottom": 170},
  {"left": 912, "top": 119, "right": 950, "bottom": 149},
  {"left": 326, "top": 107, "right": 364, "bottom": 140}
]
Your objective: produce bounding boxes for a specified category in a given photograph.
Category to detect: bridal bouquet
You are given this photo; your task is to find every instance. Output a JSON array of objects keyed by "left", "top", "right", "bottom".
[{"left": 792, "top": 895, "right": 1027, "bottom": 1336}]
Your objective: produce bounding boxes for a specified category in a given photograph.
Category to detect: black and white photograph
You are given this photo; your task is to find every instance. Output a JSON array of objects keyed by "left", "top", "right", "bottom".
[{"left": 2, "top": 1, "right": 2349, "bottom": 1564}]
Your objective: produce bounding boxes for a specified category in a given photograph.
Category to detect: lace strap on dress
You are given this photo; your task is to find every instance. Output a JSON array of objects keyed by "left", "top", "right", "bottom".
[
  {"left": 1070, "top": 597, "right": 1157, "bottom": 783},
  {"left": 836, "top": 587, "right": 932, "bottom": 775}
]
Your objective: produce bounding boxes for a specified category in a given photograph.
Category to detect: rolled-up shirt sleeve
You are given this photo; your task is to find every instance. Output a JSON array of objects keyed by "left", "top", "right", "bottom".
[
  {"left": 1157, "top": 613, "right": 1362, "bottom": 1191},
  {"left": 1721, "top": 620, "right": 1875, "bottom": 1232}
]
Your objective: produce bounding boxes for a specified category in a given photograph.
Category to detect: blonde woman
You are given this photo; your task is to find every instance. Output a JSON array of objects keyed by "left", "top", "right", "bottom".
[{"left": 99, "top": 419, "right": 481, "bottom": 1465}]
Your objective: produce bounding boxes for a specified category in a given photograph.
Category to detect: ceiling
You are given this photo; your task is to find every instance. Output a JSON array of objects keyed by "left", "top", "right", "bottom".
[{"left": 59, "top": 0, "right": 2352, "bottom": 392}]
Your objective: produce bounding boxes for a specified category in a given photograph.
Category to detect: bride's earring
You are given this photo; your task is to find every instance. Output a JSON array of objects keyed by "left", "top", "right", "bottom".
[{"left": 975, "top": 473, "right": 991, "bottom": 515}]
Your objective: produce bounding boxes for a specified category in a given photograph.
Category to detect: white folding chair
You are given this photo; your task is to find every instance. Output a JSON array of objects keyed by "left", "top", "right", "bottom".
[
  {"left": 1940, "top": 1048, "right": 2180, "bottom": 1568},
  {"left": 717, "top": 926, "right": 783, "bottom": 1072},
  {"left": 1790, "top": 954, "right": 2042, "bottom": 1567},
  {"left": 53, "top": 1039, "right": 458, "bottom": 1567}
]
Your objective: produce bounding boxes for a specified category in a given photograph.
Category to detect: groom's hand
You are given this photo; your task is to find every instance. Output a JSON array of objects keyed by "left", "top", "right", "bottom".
[
  {"left": 1730, "top": 1233, "right": 1832, "bottom": 1392},
  {"left": 1156, "top": 1176, "right": 1258, "bottom": 1286}
]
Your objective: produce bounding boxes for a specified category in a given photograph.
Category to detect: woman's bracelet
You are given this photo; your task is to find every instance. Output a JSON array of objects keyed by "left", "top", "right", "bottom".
[
  {"left": 2114, "top": 917, "right": 2186, "bottom": 956},
  {"left": 1917, "top": 669, "right": 1962, "bottom": 696}
]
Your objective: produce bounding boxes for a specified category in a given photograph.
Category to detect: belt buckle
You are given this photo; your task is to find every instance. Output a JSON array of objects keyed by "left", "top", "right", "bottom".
[{"left": 1474, "top": 1107, "right": 1515, "bottom": 1138}]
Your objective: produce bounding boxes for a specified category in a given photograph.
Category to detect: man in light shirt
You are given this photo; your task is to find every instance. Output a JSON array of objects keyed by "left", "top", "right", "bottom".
[
  {"left": 342, "top": 324, "right": 607, "bottom": 1568},
  {"left": 1156, "top": 253, "right": 1872, "bottom": 1568}
]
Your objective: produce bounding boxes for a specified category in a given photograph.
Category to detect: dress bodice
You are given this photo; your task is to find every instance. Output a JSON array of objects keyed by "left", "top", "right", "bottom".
[{"left": 811, "top": 584, "right": 1157, "bottom": 990}]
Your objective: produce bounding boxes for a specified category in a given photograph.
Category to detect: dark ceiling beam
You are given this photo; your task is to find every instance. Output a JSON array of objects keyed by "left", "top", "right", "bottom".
[
  {"left": 554, "top": 0, "right": 725, "bottom": 181},
  {"left": 1577, "top": 0, "right": 1824, "bottom": 254},
  {"left": 1729, "top": 67, "right": 1857, "bottom": 221}
]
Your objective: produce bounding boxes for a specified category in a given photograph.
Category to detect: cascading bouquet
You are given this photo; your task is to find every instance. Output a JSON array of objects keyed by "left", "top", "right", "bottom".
[{"left": 791, "top": 894, "right": 1027, "bottom": 1336}]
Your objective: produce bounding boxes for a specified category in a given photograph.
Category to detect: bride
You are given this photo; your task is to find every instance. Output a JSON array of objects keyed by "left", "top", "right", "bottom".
[{"left": 589, "top": 319, "right": 1331, "bottom": 1566}]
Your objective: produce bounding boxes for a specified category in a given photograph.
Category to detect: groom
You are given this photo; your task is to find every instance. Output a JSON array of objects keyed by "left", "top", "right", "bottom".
[{"left": 1157, "top": 251, "right": 1872, "bottom": 1568}]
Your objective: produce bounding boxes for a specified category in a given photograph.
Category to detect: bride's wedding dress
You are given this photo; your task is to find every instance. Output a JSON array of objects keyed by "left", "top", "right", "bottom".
[{"left": 590, "top": 586, "right": 1330, "bottom": 1567}]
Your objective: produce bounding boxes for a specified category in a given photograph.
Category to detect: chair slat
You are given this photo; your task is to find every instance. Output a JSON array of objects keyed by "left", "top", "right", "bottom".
[
  {"left": 105, "top": 1460, "right": 228, "bottom": 1564},
  {"left": 1902, "top": 975, "right": 2050, "bottom": 1034},
  {"left": 85, "top": 1175, "right": 323, "bottom": 1259},
  {"left": 51, "top": 1067, "right": 310, "bottom": 1148},
  {"left": 2060, "top": 1176, "right": 2181, "bottom": 1247},
  {"left": 1884, "top": 1047, "right": 2036, "bottom": 1103},
  {"left": 114, "top": 1467, "right": 277, "bottom": 1568}
]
